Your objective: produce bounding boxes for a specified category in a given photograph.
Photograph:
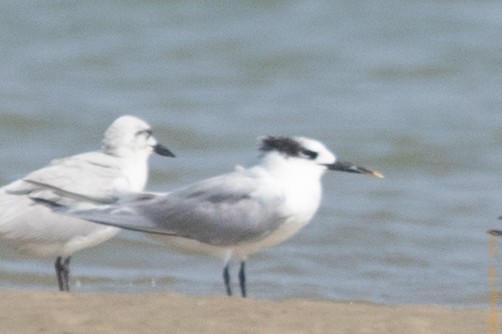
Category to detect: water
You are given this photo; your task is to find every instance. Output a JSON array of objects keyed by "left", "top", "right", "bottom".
[{"left": 1, "top": 0, "right": 501, "bottom": 308}]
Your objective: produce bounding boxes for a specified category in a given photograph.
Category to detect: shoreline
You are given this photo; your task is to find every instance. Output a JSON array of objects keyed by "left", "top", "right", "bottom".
[{"left": 0, "top": 290, "right": 491, "bottom": 333}]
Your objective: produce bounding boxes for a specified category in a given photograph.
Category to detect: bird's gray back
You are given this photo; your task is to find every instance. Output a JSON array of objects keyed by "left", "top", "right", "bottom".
[{"left": 133, "top": 171, "right": 289, "bottom": 246}]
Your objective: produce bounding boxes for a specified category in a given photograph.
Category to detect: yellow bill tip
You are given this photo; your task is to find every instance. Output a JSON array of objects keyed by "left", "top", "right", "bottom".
[{"left": 371, "top": 171, "right": 384, "bottom": 179}]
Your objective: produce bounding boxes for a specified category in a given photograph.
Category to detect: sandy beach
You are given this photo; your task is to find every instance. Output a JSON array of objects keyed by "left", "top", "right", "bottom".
[{"left": 0, "top": 290, "right": 490, "bottom": 334}]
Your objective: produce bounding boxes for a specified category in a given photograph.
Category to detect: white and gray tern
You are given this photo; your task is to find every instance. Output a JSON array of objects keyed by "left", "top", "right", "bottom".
[{"left": 48, "top": 136, "right": 382, "bottom": 297}]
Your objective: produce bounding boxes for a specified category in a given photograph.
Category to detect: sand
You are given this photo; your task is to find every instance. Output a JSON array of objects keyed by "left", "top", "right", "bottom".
[{"left": 0, "top": 290, "right": 491, "bottom": 334}]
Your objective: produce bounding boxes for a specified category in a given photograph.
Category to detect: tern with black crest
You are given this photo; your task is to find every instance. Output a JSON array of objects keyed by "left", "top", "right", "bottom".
[{"left": 50, "top": 136, "right": 382, "bottom": 297}]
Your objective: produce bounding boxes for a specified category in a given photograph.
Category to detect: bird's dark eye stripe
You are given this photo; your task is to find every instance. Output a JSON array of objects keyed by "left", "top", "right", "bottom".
[
  {"left": 301, "top": 149, "right": 318, "bottom": 159},
  {"left": 136, "top": 129, "right": 153, "bottom": 138}
]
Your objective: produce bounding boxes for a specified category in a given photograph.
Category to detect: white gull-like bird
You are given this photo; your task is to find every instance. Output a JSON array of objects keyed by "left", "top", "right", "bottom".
[{"left": 0, "top": 115, "right": 174, "bottom": 291}]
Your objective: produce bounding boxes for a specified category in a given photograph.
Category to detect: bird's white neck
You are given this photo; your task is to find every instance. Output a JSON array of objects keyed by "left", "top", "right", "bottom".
[
  {"left": 260, "top": 152, "right": 324, "bottom": 217},
  {"left": 112, "top": 151, "right": 150, "bottom": 192}
]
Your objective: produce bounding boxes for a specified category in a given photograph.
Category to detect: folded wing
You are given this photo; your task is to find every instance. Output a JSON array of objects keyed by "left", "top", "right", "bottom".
[{"left": 63, "top": 171, "right": 288, "bottom": 247}]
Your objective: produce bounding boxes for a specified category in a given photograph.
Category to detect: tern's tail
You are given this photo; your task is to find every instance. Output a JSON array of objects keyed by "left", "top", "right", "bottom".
[{"left": 47, "top": 199, "right": 178, "bottom": 238}]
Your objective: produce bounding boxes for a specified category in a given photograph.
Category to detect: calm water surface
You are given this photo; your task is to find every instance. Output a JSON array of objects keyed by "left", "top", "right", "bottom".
[{"left": 1, "top": 0, "right": 502, "bottom": 308}]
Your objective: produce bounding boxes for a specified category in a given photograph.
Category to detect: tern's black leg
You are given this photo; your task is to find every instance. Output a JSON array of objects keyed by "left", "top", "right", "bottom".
[
  {"left": 62, "top": 256, "right": 71, "bottom": 291},
  {"left": 55, "top": 256, "right": 71, "bottom": 292},
  {"left": 55, "top": 257, "right": 64, "bottom": 291},
  {"left": 223, "top": 264, "right": 232, "bottom": 296},
  {"left": 239, "top": 261, "right": 247, "bottom": 298}
]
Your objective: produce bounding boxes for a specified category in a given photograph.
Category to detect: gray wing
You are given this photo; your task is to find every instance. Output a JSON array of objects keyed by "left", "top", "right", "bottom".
[
  {"left": 66, "top": 171, "right": 289, "bottom": 246},
  {"left": 6, "top": 151, "right": 124, "bottom": 206}
]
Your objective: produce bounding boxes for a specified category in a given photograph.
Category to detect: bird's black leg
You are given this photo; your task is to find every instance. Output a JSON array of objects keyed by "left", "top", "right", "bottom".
[
  {"left": 55, "top": 257, "right": 64, "bottom": 291},
  {"left": 239, "top": 261, "right": 247, "bottom": 298},
  {"left": 62, "top": 257, "right": 71, "bottom": 291},
  {"left": 55, "top": 256, "right": 71, "bottom": 292},
  {"left": 223, "top": 264, "right": 232, "bottom": 296}
]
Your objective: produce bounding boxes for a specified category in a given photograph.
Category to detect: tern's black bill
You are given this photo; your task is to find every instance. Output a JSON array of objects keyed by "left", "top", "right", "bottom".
[
  {"left": 154, "top": 144, "right": 175, "bottom": 157},
  {"left": 325, "top": 161, "right": 383, "bottom": 178}
]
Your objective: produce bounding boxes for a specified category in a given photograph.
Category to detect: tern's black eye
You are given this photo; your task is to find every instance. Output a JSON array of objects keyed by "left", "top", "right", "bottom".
[{"left": 300, "top": 149, "right": 318, "bottom": 160}]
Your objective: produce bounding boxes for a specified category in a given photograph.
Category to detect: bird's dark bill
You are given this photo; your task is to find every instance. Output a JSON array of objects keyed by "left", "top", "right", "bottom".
[
  {"left": 326, "top": 161, "right": 383, "bottom": 178},
  {"left": 154, "top": 144, "right": 175, "bottom": 157}
]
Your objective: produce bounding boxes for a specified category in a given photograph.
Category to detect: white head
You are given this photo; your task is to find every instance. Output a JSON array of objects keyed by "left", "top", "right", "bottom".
[
  {"left": 259, "top": 136, "right": 383, "bottom": 178},
  {"left": 102, "top": 115, "right": 175, "bottom": 159}
]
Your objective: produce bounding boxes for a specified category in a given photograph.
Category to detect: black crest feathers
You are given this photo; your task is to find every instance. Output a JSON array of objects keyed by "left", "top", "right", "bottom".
[{"left": 260, "top": 136, "right": 302, "bottom": 157}]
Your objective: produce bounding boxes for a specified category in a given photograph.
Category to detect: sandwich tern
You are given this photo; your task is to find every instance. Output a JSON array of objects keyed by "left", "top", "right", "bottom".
[
  {"left": 0, "top": 115, "right": 174, "bottom": 291},
  {"left": 50, "top": 136, "right": 382, "bottom": 296}
]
